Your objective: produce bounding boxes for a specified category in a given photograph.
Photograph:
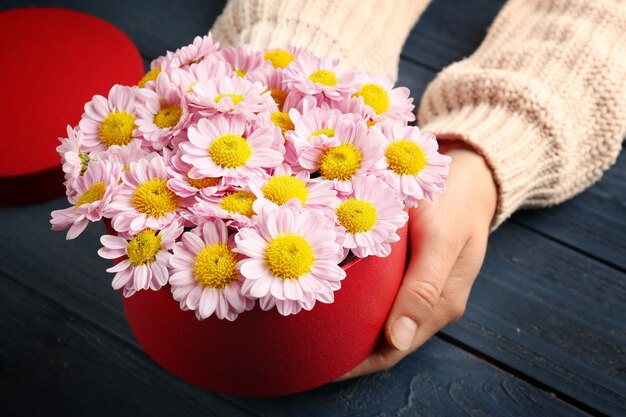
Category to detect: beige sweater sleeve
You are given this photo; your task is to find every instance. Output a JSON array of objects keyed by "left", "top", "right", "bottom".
[
  {"left": 419, "top": 0, "right": 626, "bottom": 227},
  {"left": 209, "top": 0, "right": 431, "bottom": 78}
]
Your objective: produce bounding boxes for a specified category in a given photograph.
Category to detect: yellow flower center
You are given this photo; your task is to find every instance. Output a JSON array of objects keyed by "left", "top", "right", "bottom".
[
  {"left": 219, "top": 191, "right": 256, "bottom": 217},
  {"left": 385, "top": 140, "right": 427, "bottom": 175},
  {"left": 132, "top": 178, "right": 180, "bottom": 218},
  {"left": 186, "top": 173, "right": 221, "bottom": 189},
  {"left": 138, "top": 67, "right": 161, "bottom": 88},
  {"left": 99, "top": 111, "right": 136, "bottom": 147},
  {"left": 336, "top": 199, "right": 378, "bottom": 234},
  {"left": 353, "top": 84, "right": 390, "bottom": 115},
  {"left": 234, "top": 69, "right": 246, "bottom": 77},
  {"left": 75, "top": 181, "right": 106, "bottom": 207},
  {"left": 215, "top": 93, "right": 245, "bottom": 105},
  {"left": 209, "top": 134, "right": 251, "bottom": 168},
  {"left": 264, "top": 234, "right": 315, "bottom": 280},
  {"left": 262, "top": 175, "right": 308, "bottom": 206},
  {"left": 193, "top": 243, "right": 239, "bottom": 289},
  {"left": 127, "top": 229, "right": 162, "bottom": 266},
  {"left": 269, "top": 88, "right": 287, "bottom": 109},
  {"left": 319, "top": 143, "right": 362, "bottom": 181},
  {"left": 310, "top": 128, "right": 335, "bottom": 138},
  {"left": 309, "top": 69, "right": 338, "bottom": 86},
  {"left": 270, "top": 111, "right": 295, "bottom": 136},
  {"left": 264, "top": 49, "right": 295, "bottom": 69},
  {"left": 154, "top": 104, "right": 182, "bottom": 129}
]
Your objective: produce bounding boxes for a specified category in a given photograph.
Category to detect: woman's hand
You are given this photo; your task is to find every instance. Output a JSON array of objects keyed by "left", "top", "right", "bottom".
[{"left": 336, "top": 143, "right": 498, "bottom": 381}]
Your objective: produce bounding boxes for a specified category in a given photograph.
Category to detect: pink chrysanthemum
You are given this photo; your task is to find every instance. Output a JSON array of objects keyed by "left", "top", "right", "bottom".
[
  {"left": 248, "top": 66, "right": 288, "bottom": 112},
  {"left": 191, "top": 187, "right": 258, "bottom": 228},
  {"left": 169, "top": 220, "right": 255, "bottom": 321},
  {"left": 247, "top": 163, "right": 339, "bottom": 214},
  {"left": 373, "top": 121, "right": 451, "bottom": 207},
  {"left": 334, "top": 174, "right": 408, "bottom": 258},
  {"left": 262, "top": 46, "right": 309, "bottom": 70},
  {"left": 235, "top": 204, "right": 345, "bottom": 316},
  {"left": 286, "top": 107, "right": 345, "bottom": 156},
  {"left": 135, "top": 72, "right": 190, "bottom": 150},
  {"left": 283, "top": 55, "right": 357, "bottom": 101},
  {"left": 161, "top": 33, "right": 220, "bottom": 71},
  {"left": 352, "top": 73, "right": 415, "bottom": 122},
  {"left": 180, "top": 115, "right": 283, "bottom": 180},
  {"left": 298, "top": 118, "right": 383, "bottom": 192},
  {"left": 98, "top": 221, "right": 183, "bottom": 297},
  {"left": 169, "top": 56, "right": 231, "bottom": 95},
  {"left": 187, "top": 76, "right": 273, "bottom": 119},
  {"left": 167, "top": 150, "right": 225, "bottom": 199},
  {"left": 98, "top": 140, "right": 149, "bottom": 171},
  {"left": 219, "top": 45, "right": 270, "bottom": 79},
  {"left": 324, "top": 96, "right": 371, "bottom": 121},
  {"left": 79, "top": 85, "right": 144, "bottom": 152},
  {"left": 51, "top": 160, "right": 123, "bottom": 239},
  {"left": 57, "top": 125, "right": 89, "bottom": 180},
  {"left": 108, "top": 155, "right": 188, "bottom": 234},
  {"left": 138, "top": 58, "right": 164, "bottom": 89}
]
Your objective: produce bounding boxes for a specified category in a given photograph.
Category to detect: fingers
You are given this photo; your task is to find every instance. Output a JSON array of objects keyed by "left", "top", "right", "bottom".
[
  {"left": 334, "top": 228, "right": 487, "bottom": 382},
  {"left": 384, "top": 220, "right": 464, "bottom": 352},
  {"left": 334, "top": 302, "right": 453, "bottom": 381}
]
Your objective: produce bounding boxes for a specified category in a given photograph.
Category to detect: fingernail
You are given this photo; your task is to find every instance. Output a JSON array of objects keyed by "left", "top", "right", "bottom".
[{"left": 390, "top": 316, "right": 417, "bottom": 351}]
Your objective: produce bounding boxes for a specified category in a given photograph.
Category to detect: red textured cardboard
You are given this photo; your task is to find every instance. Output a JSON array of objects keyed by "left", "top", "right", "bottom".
[
  {"left": 0, "top": 7, "right": 144, "bottom": 205},
  {"left": 118, "top": 225, "right": 408, "bottom": 397}
]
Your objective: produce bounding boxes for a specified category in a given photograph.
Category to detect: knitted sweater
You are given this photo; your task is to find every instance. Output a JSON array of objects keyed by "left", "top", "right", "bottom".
[{"left": 210, "top": 0, "right": 626, "bottom": 227}]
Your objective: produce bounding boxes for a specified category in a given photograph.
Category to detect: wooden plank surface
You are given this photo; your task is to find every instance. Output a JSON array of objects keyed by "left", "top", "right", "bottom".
[
  {"left": 2, "top": 269, "right": 590, "bottom": 417},
  {"left": 444, "top": 223, "right": 626, "bottom": 416},
  {"left": 402, "top": 0, "right": 507, "bottom": 70},
  {"left": 0, "top": 198, "right": 590, "bottom": 417},
  {"left": 512, "top": 152, "right": 626, "bottom": 271}
]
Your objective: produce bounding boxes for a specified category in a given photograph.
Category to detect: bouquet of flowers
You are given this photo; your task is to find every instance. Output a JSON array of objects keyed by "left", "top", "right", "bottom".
[{"left": 51, "top": 33, "right": 450, "bottom": 321}]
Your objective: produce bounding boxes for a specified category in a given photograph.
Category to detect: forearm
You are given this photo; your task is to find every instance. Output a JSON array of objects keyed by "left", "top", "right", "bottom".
[
  {"left": 418, "top": 0, "right": 626, "bottom": 227},
  {"left": 210, "top": 0, "right": 432, "bottom": 79}
]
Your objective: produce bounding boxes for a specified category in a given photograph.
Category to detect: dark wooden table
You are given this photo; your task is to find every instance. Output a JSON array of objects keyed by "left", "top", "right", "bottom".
[{"left": 1, "top": 1, "right": 624, "bottom": 416}]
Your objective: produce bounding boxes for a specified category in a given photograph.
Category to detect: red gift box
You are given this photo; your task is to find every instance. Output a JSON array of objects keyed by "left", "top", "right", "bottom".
[
  {"left": 109, "top": 221, "right": 408, "bottom": 396},
  {"left": 0, "top": 7, "right": 143, "bottom": 206}
]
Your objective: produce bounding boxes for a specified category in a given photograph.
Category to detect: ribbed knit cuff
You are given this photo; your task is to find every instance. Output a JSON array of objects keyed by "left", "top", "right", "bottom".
[
  {"left": 419, "top": 0, "right": 626, "bottom": 229},
  {"left": 421, "top": 103, "right": 560, "bottom": 229},
  {"left": 210, "top": 0, "right": 430, "bottom": 79}
]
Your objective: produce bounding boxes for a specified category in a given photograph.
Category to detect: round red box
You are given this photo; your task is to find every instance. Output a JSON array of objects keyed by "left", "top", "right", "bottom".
[
  {"left": 0, "top": 8, "right": 143, "bottom": 206},
  {"left": 113, "top": 224, "right": 408, "bottom": 396}
]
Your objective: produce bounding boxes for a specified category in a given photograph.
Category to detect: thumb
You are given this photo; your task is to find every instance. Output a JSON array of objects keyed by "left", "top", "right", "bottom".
[{"left": 385, "top": 228, "right": 463, "bottom": 352}]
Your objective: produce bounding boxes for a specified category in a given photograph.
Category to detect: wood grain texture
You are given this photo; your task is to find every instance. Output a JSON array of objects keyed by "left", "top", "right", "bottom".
[
  {"left": 0, "top": 272, "right": 252, "bottom": 417},
  {"left": 443, "top": 222, "right": 626, "bottom": 416},
  {"left": 511, "top": 152, "right": 626, "bottom": 271},
  {"left": 0, "top": 269, "right": 587, "bottom": 417},
  {"left": 402, "top": 0, "right": 506, "bottom": 70},
  {"left": 0, "top": 199, "right": 589, "bottom": 417}
]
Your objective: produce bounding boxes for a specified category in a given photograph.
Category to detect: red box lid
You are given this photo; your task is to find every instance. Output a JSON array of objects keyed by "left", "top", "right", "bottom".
[{"left": 0, "top": 7, "right": 144, "bottom": 205}]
